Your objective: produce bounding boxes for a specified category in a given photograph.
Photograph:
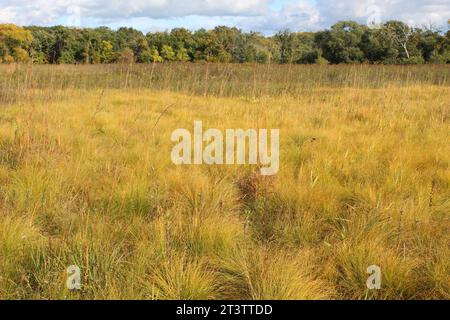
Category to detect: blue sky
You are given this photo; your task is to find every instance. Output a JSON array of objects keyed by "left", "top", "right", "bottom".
[{"left": 0, "top": 0, "right": 449, "bottom": 34}]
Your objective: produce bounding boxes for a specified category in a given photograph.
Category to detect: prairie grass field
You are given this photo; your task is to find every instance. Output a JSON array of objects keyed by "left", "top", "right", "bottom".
[{"left": 0, "top": 63, "right": 449, "bottom": 299}]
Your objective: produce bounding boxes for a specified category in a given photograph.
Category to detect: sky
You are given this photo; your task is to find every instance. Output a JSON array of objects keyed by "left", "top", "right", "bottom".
[{"left": 0, "top": 0, "right": 449, "bottom": 34}]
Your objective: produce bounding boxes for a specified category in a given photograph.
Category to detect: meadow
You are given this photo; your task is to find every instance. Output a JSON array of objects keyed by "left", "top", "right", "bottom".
[{"left": 0, "top": 63, "right": 449, "bottom": 299}]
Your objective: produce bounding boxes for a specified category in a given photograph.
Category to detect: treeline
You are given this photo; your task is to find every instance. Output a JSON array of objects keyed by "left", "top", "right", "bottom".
[{"left": 0, "top": 21, "right": 449, "bottom": 65}]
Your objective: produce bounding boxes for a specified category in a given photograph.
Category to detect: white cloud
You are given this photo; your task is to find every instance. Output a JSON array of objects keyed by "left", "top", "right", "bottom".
[
  {"left": 315, "top": 0, "right": 450, "bottom": 29},
  {"left": 0, "top": 6, "right": 17, "bottom": 23},
  {"left": 0, "top": 0, "right": 269, "bottom": 25},
  {"left": 237, "top": 0, "right": 321, "bottom": 33},
  {"left": 0, "top": 0, "right": 448, "bottom": 33},
  {"left": 83, "top": 0, "right": 270, "bottom": 19}
]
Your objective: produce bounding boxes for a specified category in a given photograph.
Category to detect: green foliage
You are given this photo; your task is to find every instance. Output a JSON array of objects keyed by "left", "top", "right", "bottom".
[
  {"left": 117, "top": 48, "right": 134, "bottom": 64},
  {"left": 150, "top": 48, "right": 163, "bottom": 63},
  {"left": 160, "top": 45, "right": 175, "bottom": 61},
  {"left": 0, "top": 24, "right": 32, "bottom": 46},
  {"left": 316, "top": 21, "right": 366, "bottom": 63},
  {"left": 100, "top": 40, "right": 114, "bottom": 63},
  {"left": 175, "top": 47, "right": 190, "bottom": 62},
  {"left": 12, "top": 47, "right": 30, "bottom": 62},
  {"left": 0, "top": 22, "right": 447, "bottom": 65},
  {"left": 0, "top": 24, "right": 32, "bottom": 63}
]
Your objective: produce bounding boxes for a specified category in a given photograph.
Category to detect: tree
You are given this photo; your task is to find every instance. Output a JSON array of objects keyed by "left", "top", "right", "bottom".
[
  {"left": 117, "top": 48, "right": 134, "bottom": 64},
  {"left": 2, "top": 22, "right": 447, "bottom": 65},
  {"left": 417, "top": 27, "right": 447, "bottom": 63},
  {"left": 27, "top": 26, "right": 54, "bottom": 63},
  {"left": 294, "top": 32, "right": 319, "bottom": 64},
  {"left": 13, "top": 47, "right": 30, "bottom": 62},
  {"left": 360, "top": 28, "right": 397, "bottom": 63},
  {"left": 385, "top": 21, "right": 414, "bottom": 59},
  {"left": 160, "top": 45, "right": 175, "bottom": 61},
  {"left": 210, "top": 26, "right": 246, "bottom": 62},
  {"left": 146, "top": 32, "right": 171, "bottom": 51},
  {"left": 0, "top": 24, "right": 33, "bottom": 48},
  {"left": 274, "top": 30, "right": 295, "bottom": 63},
  {"left": 49, "top": 26, "right": 79, "bottom": 64},
  {"left": 243, "top": 32, "right": 273, "bottom": 63},
  {"left": 315, "top": 21, "right": 366, "bottom": 64},
  {"left": 100, "top": 40, "right": 114, "bottom": 63},
  {"left": 116, "top": 27, "right": 149, "bottom": 62},
  {"left": 170, "top": 28, "right": 194, "bottom": 58},
  {"left": 0, "top": 24, "right": 33, "bottom": 62},
  {"left": 175, "top": 46, "right": 190, "bottom": 62},
  {"left": 150, "top": 48, "right": 163, "bottom": 63}
]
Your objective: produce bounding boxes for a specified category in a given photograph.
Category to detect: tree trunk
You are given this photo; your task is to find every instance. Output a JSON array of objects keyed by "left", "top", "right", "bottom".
[{"left": 402, "top": 43, "right": 410, "bottom": 59}]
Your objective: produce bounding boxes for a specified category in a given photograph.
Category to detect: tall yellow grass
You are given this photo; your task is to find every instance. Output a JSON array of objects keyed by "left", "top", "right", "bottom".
[{"left": 0, "top": 63, "right": 449, "bottom": 299}]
